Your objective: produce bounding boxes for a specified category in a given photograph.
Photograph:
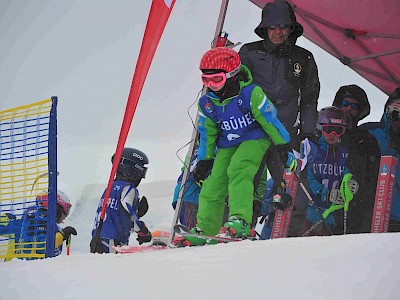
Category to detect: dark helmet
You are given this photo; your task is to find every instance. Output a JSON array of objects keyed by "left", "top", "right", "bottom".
[
  {"left": 317, "top": 106, "right": 347, "bottom": 130},
  {"left": 112, "top": 148, "right": 149, "bottom": 181}
]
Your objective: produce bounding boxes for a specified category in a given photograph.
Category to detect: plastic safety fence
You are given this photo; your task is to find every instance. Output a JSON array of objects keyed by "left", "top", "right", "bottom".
[{"left": 0, "top": 97, "right": 57, "bottom": 261}]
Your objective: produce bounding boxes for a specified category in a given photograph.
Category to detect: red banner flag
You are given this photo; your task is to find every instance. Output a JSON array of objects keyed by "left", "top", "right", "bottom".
[{"left": 100, "top": 0, "right": 176, "bottom": 220}]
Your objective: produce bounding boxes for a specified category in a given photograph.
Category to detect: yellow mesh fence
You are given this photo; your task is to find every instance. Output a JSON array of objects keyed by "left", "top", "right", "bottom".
[{"left": 0, "top": 99, "right": 53, "bottom": 261}]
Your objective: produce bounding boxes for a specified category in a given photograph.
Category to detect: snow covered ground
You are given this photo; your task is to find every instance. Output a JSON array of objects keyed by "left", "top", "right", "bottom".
[{"left": 1, "top": 180, "right": 400, "bottom": 300}]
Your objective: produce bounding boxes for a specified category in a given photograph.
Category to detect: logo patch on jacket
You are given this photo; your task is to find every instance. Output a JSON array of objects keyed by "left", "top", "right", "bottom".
[
  {"left": 205, "top": 102, "right": 214, "bottom": 113},
  {"left": 293, "top": 63, "right": 302, "bottom": 77}
]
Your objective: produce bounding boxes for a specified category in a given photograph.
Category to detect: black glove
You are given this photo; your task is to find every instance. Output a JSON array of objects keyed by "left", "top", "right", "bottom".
[
  {"left": 271, "top": 183, "right": 292, "bottom": 210},
  {"left": 136, "top": 222, "right": 152, "bottom": 245},
  {"left": 137, "top": 196, "right": 149, "bottom": 218},
  {"left": 193, "top": 160, "right": 213, "bottom": 183},
  {"left": 275, "top": 144, "right": 291, "bottom": 167},
  {"left": 60, "top": 226, "right": 77, "bottom": 241},
  {"left": 271, "top": 192, "right": 292, "bottom": 211}
]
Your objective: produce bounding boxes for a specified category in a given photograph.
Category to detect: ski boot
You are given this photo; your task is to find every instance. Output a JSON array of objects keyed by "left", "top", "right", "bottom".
[
  {"left": 220, "top": 216, "right": 255, "bottom": 239},
  {"left": 175, "top": 227, "right": 218, "bottom": 247}
]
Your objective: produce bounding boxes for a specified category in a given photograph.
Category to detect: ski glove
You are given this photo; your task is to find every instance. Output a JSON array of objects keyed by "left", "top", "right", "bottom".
[
  {"left": 60, "top": 226, "right": 77, "bottom": 241},
  {"left": 193, "top": 160, "right": 213, "bottom": 183},
  {"left": 271, "top": 183, "right": 292, "bottom": 210},
  {"left": 326, "top": 189, "right": 343, "bottom": 204},
  {"left": 136, "top": 222, "right": 152, "bottom": 245},
  {"left": 275, "top": 144, "right": 297, "bottom": 171},
  {"left": 137, "top": 196, "right": 149, "bottom": 218}
]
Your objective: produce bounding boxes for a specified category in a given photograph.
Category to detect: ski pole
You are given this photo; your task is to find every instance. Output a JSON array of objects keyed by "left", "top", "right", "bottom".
[
  {"left": 302, "top": 203, "right": 344, "bottom": 236},
  {"left": 66, "top": 236, "right": 71, "bottom": 256},
  {"left": 293, "top": 172, "right": 335, "bottom": 235}
]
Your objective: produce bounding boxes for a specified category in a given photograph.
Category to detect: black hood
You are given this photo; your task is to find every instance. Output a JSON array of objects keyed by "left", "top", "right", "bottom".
[
  {"left": 332, "top": 84, "right": 370, "bottom": 122},
  {"left": 254, "top": 0, "right": 303, "bottom": 51}
]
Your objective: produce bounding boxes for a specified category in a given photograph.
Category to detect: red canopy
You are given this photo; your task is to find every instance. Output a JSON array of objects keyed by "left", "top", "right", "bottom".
[{"left": 249, "top": 0, "right": 400, "bottom": 95}]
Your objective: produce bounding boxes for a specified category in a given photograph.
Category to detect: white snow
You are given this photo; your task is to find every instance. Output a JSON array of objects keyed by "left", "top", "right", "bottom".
[
  {"left": 1, "top": 182, "right": 400, "bottom": 300},
  {"left": 0, "top": 1, "right": 398, "bottom": 300}
]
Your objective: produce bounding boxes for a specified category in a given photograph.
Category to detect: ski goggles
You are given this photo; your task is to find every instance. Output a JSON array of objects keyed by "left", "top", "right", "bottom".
[
  {"left": 268, "top": 24, "right": 290, "bottom": 30},
  {"left": 320, "top": 124, "right": 345, "bottom": 136},
  {"left": 201, "top": 67, "right": 240, "bottom": 88},
  {"left": 341, "top": 99, "right": 360, "bottom": 110}
]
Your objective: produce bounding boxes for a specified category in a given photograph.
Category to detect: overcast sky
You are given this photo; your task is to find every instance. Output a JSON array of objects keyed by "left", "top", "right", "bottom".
[{"left": 0, "top": 0, "right": 387, "bottom": 195}]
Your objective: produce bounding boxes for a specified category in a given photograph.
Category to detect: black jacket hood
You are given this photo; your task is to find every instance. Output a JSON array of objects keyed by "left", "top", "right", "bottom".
[
  {"left": 255, "top": 0, "right": 303, "bottom": 49},
  {"left": 332, "top": 84, "right": 370, "bottom": 122}
]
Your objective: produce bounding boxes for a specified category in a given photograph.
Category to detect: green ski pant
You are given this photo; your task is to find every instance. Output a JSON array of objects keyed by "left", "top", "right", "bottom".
[{"left": 197, "top": 139, "right": 271, "bottom": 235}]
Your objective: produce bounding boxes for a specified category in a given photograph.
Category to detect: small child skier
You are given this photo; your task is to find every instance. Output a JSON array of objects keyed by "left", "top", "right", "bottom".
[
  {"left": 90, "top": 148, "right": 152, "bottom": 253},
  {"left": 304, "top": 106, "right": 358, "bottom": 235},
  {"left": 184, "top": 47, "right": 296, "bottom": 245},
  {"left": 9, "top": 190, "right": 76, "bottom": 259}
]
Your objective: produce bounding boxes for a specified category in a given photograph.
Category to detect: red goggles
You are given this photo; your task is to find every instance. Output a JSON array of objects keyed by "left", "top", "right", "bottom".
[
  {"left": 201, "top": 67, "right": 240, "bottom": 88},
  {"left": 321, "top": 124, "right": 345, "bottom": 136}
]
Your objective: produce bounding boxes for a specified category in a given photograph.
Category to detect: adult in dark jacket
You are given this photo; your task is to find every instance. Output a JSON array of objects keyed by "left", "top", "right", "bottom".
[
  {"left": 360, "top": 88, "right": 400, "bottom": 232},
  {"left": 332, "top": 84, "right": 381, "bottom": 233},
  {"left": 239, "top": 0, "right": 320, "bottom": 236}
]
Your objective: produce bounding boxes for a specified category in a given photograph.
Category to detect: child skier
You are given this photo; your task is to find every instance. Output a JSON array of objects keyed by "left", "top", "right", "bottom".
[
  {"left": 17, "top": 190, "right": 76, "bottom": 259},
  {"left": 90, "top": 148, "right": 152, "bottom": 253},
  {"left": 184, "top": 47, "right": 296, "bottom": 245},
  {"left": 304, "top": 106, "right": 358, "bottom": 235}
]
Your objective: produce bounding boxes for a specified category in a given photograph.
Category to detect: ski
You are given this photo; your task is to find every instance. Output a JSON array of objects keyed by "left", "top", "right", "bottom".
[
  {"left": 173, "top": 224, "right": 246, "bottom": 243},
  {"left": 270, "top": 168, "right": 299, "bottom": 239},
  {"left": 111, "top": 230, "right": 173, "bottom": 253},
  {"left": 111, "top": 245, "right": 168, "bottom": 254},
  {"left": 371, "top": 155, "right": 398, "bottom": 233}
]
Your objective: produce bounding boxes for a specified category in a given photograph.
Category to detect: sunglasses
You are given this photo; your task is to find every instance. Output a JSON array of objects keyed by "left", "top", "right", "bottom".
[
  {"left": 341, "top": 99, "right": 360, "bottom": 110},
  {"left": 268, "top": 24, "right": 290, "bottom": 30},
  {"left": 321, "top": 124, "right": 345, "bottom": 136},
  {"left": 201, "top": 67, "right": 240, "bottom": 88}
]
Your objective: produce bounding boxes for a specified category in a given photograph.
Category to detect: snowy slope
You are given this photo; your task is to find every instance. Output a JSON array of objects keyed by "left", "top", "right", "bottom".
[{"left": 1, "top": 180, "right": 400, "bottom": 300}]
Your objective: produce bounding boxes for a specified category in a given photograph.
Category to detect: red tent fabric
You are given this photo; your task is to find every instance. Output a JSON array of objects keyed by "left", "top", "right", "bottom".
[{"left": 249, "top": 0, "right": 400, "bottom": 95}]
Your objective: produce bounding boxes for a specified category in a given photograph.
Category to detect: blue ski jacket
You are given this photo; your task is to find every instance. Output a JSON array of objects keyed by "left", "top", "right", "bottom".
[
  {"left": 306, "top": 137, "right": 350, "bottom": 225},
  {"left": 92, "top": 179, "right": 142, "bottom": 245}
]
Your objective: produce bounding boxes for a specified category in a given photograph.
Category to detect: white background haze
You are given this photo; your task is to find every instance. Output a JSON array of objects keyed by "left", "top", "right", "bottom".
[{"left": 0, "top": 1, "right": 397, "bottom": 299}]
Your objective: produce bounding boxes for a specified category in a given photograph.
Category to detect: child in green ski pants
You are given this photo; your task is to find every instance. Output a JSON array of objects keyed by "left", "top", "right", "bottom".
[{"left": 185, "top": 47, "right": 296, "bottom": 245}]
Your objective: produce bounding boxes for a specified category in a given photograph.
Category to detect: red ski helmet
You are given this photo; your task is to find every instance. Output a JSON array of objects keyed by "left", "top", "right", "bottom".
[
  {"left": 199, "top": 47, "right": 241, "bottom": 76},
  {"left": 37, "top": 190, "right": 72, "bottom": 217}
]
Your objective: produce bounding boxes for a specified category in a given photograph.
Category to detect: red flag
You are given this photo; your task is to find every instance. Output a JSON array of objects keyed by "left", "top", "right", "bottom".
[{"left": 100, "top": 0, "right": 176, "bottom": 220}]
